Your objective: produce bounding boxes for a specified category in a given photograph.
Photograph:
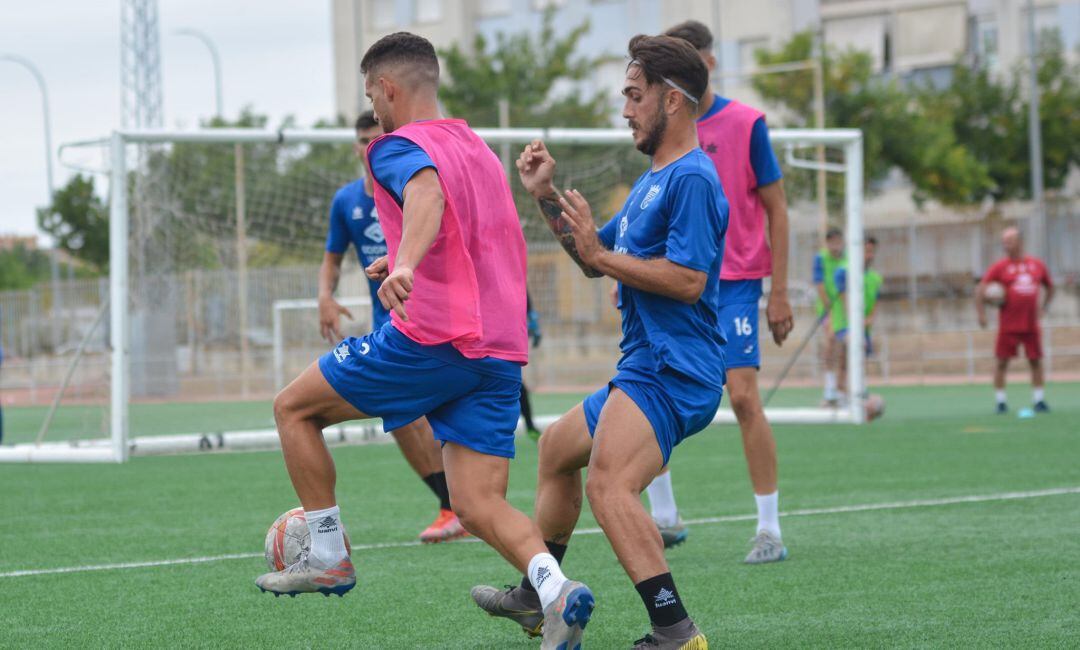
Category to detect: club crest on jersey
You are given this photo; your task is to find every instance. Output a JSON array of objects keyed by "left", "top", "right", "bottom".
[
  {"left": 334, "top": 343, "right": 350, "bottom": 363},
  {"left": 351, "top": 206, "right": 363, "bottom": 221},
  {"left": 364, "top": 221, "right": 385, "bottom": 243},
  {"left": 618, "top": 214, "right": 628, "bottom": 238},
  {"left": 640, "top": 184, "right": 662, "bottom": 209}
]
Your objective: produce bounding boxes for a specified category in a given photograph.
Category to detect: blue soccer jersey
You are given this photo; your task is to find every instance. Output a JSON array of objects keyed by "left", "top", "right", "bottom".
[
  {"left": 598, "top": 148, "right": 729, "bottom": 390},
  {"left": 325, "top": 180, "right": 390, "bottom": 329}
]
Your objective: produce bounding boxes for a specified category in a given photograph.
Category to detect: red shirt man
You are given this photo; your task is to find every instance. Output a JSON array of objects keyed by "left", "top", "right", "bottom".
[{"left": 977, "top": 227, "right": 1054, "bottom": 413}]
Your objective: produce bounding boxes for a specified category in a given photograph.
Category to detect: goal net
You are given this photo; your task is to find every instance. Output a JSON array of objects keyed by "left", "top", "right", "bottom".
[{"left": 1, "top": 126, "right": 864, "bottom": 462}]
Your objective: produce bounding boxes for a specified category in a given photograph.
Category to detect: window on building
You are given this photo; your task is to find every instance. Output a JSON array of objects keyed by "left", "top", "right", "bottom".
[
  {"left": 415, "top": 0, "right": 442, "bottom": 23},
  {"left": 371, "top": 0, "right": 395, "bottom": 30},
  {"left": 1026, "top": 5, "right": 1062, "bottom": 54},
  {"left": 975, "top": 19, "right": 998, "bottom": 69}
]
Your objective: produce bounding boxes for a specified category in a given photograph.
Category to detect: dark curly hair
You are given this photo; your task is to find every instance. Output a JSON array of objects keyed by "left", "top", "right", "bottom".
[
  {"left": 360, "top": 31, "right": 439, "bottom": 87},
  {"left": 627, "top": 34, "right": 709, "bottom": 110}
]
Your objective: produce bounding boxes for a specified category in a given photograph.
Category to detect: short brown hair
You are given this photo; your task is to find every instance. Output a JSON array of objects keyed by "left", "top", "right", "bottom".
[
  {"left": 664, "top": 20, "right": 713, "bottom": 51},
  {"left": 627, "top": 34, "right": 709, "bottom": 108}
]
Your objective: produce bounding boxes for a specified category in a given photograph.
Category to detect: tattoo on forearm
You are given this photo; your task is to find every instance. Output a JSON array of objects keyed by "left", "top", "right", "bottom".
[{"left": 538, "top": 193, "right": 604, "bottom": 278}]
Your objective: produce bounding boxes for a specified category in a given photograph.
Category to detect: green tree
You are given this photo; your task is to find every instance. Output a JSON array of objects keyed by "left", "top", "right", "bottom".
[
  {"left": 923, "top": 34, "right": 1080, "bottom": 201},
  {"left": 439, "top": 9, "right": 614, "bottom": 128},
  {"left": 751, "top": 32, "right": 992, "bottom": 206},
  {"left": 37, "top": 175, "right": 110, "bottom": 271},
  {"left": 0, "top": 243, "right": 54, "bottom": 291}
]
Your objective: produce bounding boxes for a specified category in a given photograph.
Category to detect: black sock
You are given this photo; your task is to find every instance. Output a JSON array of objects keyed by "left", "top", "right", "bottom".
[
  {"left": 520, "top": 384, "right": 537, "bottom": 432},
  {"left": 635, "top": 573, "right": 689, "bottom": 628},
  {"left": 521, "top": 541, "right": 567, "bottom": 593},
  {"left": 422, "top": 472, "right": 452, "bottom": 511}
]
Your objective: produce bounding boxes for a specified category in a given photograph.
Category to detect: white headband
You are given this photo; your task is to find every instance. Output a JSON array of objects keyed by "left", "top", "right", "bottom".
[{"left": 628, "top": 59, "right": 700, "bottom": 105}]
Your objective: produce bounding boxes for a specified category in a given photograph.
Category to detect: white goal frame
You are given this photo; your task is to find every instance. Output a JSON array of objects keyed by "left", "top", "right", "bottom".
[
  {"left": 1, "top": 126, "right": 863, "bottom": 463},
  {"left": 272, "top": 296, "right": 372, "bottom": 390}
]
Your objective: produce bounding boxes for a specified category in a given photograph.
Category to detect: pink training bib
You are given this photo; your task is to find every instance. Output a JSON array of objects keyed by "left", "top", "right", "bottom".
[
  {"left": 697, "top": 100, "right": 772, "bottom": 280},
  {"left": 368, "top": 119, "right": 528, "bottom": 363}
]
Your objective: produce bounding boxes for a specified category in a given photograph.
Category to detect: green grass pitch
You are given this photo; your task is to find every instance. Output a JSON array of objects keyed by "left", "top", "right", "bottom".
[{"left": 1, "top": 383, "right": 1077, "bottom": 648}]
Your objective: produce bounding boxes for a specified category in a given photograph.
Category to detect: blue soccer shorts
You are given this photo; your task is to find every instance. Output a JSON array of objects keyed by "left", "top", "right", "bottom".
[
  {"left": 583, "top": 363, "right": 723, "bottom": 466},
  {"left": 318, "top": 324, "right": 522, "bottom": 458},
  {"left": 717, "top": 279, "right": 763, "bottom": 370}
]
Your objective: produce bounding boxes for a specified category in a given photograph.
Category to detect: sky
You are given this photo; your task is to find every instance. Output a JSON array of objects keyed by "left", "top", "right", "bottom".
[{"left": 0, "top": 0, "right": 335, "bottom": 243}]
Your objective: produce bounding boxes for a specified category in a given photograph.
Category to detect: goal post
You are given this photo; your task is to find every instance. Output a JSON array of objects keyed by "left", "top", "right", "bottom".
[
  {"left": 1, "top": 125, "right": 863, "bottom": 464},
  {"left": 272, "top": 296, "right": 371, "bottom": 390}
]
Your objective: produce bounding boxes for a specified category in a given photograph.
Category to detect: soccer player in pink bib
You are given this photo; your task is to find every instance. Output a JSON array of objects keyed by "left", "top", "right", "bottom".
[
  {"left": 650, "top": 21, "right": 794, "bottom": 564},
  {"left": 256, "top": 33, "right": 595, "bottom": 648}
]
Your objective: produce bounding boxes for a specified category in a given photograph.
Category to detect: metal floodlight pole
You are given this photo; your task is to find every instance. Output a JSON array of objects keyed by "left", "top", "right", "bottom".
[
  {"left": 0, "top": 53, "right": 64, "bottom": 350},
  {"left": 1025, "top": 0, "right": 1046, "bottom": 260},
  {"left": 174, "top": 28, "right": 224, "bottom": 118}
]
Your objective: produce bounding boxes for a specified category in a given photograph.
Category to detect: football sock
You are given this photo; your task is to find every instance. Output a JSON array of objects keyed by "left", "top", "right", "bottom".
[
  {"left": 527, "top": 552, "right": 568, "bottom": 610},
  {"left": 995, "top": 390, "right": 1007, "bottom": 405},
  {"left": 635, "top": 572, "right": 689, "bottom": 628},
  {"left": 824, "top": 372, "right": 838, "bottom": 400},
  {"left": 304, "top": 505, "right": 348, "bottom": 568},
  {"left": 521, "top": 541, "right": 566, "bottom": 593},
  {"left": 422, "top": 472, "right": 452, "bottom": 511},
  {"left": 1033, "top": 387, "right": 1045, "bottom": 403},
  {"left": 646, "top": 471, "right": 679, "bottom": 528},
  {"left": 755, "top": 491, "right": 781, "bottom": 538}
]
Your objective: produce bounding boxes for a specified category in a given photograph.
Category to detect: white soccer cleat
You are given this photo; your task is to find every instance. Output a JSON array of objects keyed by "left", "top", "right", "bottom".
[
  {"left": 255, "top": 553, "right": 356, "bottom": 597},
  {"left": 744, "top": 530, "right": 788, "bottom": 564}
]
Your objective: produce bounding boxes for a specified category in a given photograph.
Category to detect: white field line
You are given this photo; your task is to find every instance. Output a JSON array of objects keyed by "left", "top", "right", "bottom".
[{"left": 2, "top": 486, "right": 1077, "bottom": 579}]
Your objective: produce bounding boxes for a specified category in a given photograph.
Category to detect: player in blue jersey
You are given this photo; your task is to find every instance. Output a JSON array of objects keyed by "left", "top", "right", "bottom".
[
  {"left": 317, "top": 111, "right": 464, "bottom": 544},
  {"left": 472, "top": 35, "right": 723, "bottom": 649}
]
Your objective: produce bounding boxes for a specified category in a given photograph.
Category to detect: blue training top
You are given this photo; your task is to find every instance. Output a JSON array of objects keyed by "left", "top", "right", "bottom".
[
  {"left": 598, "top": 148, "right": 730, "bottom": 390},
  {"left": 325, "top": 179, "right": 390, "bottom": 329}
]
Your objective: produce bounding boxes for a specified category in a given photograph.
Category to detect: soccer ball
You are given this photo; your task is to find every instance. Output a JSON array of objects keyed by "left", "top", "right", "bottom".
[
  {"left": 264, "top": 507, "right": 352, "bottom": 571},
  {"left": 864, "top": 393, "right": 886, "bottom": 421},
  {"left": 983, "top": 282, "right": 1006, "bottom": 307}
]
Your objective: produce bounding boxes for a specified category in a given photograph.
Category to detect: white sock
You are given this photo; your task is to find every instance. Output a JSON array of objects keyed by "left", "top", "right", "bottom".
[
  {"left": 304, "top": 505, "right": 348, "bottom": 568},
  {"left": 1033, "top": 388, "right": 1045, "bottom": 403},
  {"left": 755, "top": 491, "right": 781, "bottom": 538},
  {"left": 824, "top": 372, "right": 838, "bottom": 400},
  {"left": 646, "top": 471, "right": 679, "bottom": 528},
  {"left": 528, "top": 552, "right": 569, "bottom": 610},
  {"left": 995, "top": 390, "right": 1007, "bottom": 405}
]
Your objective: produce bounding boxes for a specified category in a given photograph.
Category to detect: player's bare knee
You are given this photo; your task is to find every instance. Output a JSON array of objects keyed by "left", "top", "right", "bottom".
[
  {"left": 729, "top": 384, "right": 762, "bottom": 424},
  {"left": 447, "top": 491, "right": 489, "bottom": 535},
  {"left": 537, "top": 416, "right": 588, "bottom": 475},
  {"left": 584, "top": 467, "right": 629, "bottom": 513},
  {"left": 272, "top": 388, "right": 300, "bottom": 428}
]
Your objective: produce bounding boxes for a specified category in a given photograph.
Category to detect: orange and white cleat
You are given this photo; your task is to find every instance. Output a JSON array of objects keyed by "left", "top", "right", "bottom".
[
  {"left": 255, "top": 553, "right": 356, "bottom": 597},
  {"left": 419, "top": 508, "right": 468, "bottom": 544}
]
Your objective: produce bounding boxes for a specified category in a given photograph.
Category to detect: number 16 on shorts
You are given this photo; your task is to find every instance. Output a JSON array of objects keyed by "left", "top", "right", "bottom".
[
  {"left": 732, "top": 316, "right": 753, "bottom": 337},
  {"left": 720, "top": 304, "right": 760, "bottom": 370}
]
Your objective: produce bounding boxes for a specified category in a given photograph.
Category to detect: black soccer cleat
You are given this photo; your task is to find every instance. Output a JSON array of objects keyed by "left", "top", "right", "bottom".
[
  {"left": 996, "top": 402, "right": 1008, "bottom": 415},
  {"left": 1034, "top": 401, "right": 1050, "bottom": 413}
]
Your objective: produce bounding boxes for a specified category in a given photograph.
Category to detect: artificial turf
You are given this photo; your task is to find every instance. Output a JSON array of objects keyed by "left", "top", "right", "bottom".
[{"left": 0, "top": 382, "right": 1077, "bottom": 648}]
